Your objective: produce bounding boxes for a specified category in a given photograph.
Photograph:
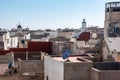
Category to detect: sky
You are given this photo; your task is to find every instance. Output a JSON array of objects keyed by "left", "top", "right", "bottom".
[{"left": 0, "top": 0, "right": 119, "bottom": 30}]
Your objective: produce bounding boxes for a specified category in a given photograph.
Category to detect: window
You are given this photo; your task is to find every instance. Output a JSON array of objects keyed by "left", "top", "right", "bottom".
[
  {"left": 21, "top": 40, "right": 25, "bottom": 44},
  {"left": 108, "top": 22, "right": 120, "bottom": 37}
]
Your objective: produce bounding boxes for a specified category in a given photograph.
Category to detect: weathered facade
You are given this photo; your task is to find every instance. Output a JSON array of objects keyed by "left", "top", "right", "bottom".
[
  {"left": 103, "top": 2, "right": 120, "bottom": 62},
  {"left": 104, "top": 2, "right": 120, "bottom": 38}
]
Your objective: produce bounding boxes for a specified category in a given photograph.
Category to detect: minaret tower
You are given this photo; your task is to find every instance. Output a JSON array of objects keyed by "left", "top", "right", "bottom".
[
  {"left": 17, "top": 23, "right": 22, "bottom": 34},
  {"left": 82, "top": 19, "right": 87, "bottom": 30}
]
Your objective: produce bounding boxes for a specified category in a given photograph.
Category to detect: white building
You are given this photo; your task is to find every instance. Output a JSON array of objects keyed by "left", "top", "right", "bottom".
[
  {"left": 3, "top": 24, "right": 30, "bottom": 50},
  {"left": 44, "top": 56, "right": 92, "bottom": 80}
]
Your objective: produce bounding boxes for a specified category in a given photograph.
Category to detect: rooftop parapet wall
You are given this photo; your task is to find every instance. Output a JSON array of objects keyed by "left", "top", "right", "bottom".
[
  {"left": 91, "top": 62, "right": 120, "bottom": 80},
  {"left": 64, "top": 61, "right": 92, "bottom": 80},
  {"left": 17, "top": 60, "right": 44, "bottom": 74},
  {"left": 91, "top": 68, "right": 120, "bottom": 80},
  {"left": 93, "top": 62, "right": 120, "bottom": 70}
]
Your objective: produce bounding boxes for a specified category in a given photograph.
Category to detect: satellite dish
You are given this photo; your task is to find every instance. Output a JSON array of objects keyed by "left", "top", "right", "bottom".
[{"left": 62, "top": 50, "right": 71, "bottom": 61}]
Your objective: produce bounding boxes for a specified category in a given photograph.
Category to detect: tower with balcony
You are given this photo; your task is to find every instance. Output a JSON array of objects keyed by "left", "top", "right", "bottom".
[{"left": 104, "top": 2, "right": 120, "bottom": 38}]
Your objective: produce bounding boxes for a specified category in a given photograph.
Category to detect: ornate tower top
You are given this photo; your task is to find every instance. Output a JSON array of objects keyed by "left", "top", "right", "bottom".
[{"left": 17, "top": 22, "right": 22, "bottom": 28}]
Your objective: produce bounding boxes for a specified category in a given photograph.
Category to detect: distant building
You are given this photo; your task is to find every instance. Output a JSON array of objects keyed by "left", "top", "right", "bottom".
[
  {"left": 30, "top": 30, "right": 58, "bottom": 42},
  {"left": 3, "top": 24, "right": 30, "bottom": 50},
  {"left": 92, "top": 62, "right": 120, "bottom": 80},
  {"left": 82, "top": 19, "right": 87, "bottom": 30},
  {"left": 0, "top": 29, "right": 7, "bottom": 50},
  {"left": 58, "top": 30, "right": 75, "bottom": 39},
  {"left": 30, "top": 33, "right": 49, "bottom": 42}
]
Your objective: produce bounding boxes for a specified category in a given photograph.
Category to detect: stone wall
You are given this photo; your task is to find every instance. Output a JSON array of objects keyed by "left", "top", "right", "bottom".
[
  {"left": 91, "top": 68, "right": 120, "bottom": 80},
  {"left": 93, "top": 62, "right": 120, "bottom": 70},
  {"left": 0, "top": 53, "right": 13, "bottom": 63},
  {"left": 91, "top": 62, "right": 120, "bottom": 80},
  {"left": 18, "top": 60, "right": 44, "bottom": 74},
  {"left": 64, "top": 62, "right": 92, "bottom": 80}
]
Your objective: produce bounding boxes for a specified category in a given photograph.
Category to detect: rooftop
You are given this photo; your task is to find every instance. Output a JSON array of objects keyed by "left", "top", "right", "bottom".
[{"left": 52, "top": 56, "right": 91, "bottom": 62}]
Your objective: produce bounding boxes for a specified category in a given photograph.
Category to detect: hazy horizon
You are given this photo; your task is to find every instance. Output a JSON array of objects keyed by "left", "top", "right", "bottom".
[{"left": 0, "top": 0, "right": 119, "bottom": 30}]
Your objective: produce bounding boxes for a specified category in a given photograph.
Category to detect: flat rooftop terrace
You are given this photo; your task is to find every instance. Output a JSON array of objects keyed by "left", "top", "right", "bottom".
[{"left": 52, "top": 56, "right": 91, "bottom": 62}]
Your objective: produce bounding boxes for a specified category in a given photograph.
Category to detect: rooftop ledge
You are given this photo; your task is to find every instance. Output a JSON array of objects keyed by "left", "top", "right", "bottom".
[{"left": 52, "top": 56, "right": 92, "bottom": 63}]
